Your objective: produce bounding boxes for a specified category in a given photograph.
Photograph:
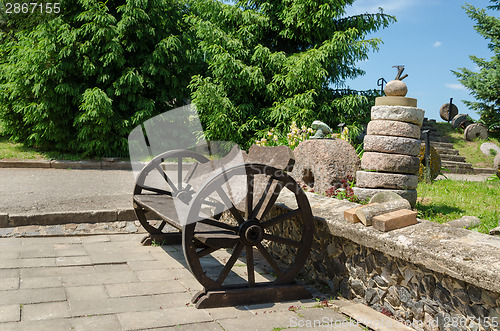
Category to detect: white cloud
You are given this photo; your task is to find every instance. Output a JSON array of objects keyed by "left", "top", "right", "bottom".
[
  {"left": 445, "top": 83, "right": 467, "bottom": 90},
  {"left": 433, "top": 41, "right": 443, "bottom": 48},
  {"left": 345, "top": 0, "right": 417, "bottom": 16}
]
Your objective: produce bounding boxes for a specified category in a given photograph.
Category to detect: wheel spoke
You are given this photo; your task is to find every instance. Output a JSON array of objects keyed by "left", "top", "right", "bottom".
[
  {"left": 196, "top": 246, "right": 219, "bottom": 258},
  {"left": 256, "top": 243, "right": 283, "bottom": 278},
  {"left": 253, "top": 177, "right": 274, "bottom": 219},
  {"left": 263, "top": 233, "right": 301, "bottom": 248},
  {"left": 256, "top": 180, "right": 284, "bottom": 220},
  {"left": 177, "top": 156, "right": 183, "bottom": 191},
  {"left": 155, "top": 164, "right": 177, "bottom": 192},
  {"left": 200, "top": 218, "right": 238, "bottom": 232},
  {"left": 246, "top": 173, "right": 254, "bottom": 219},
  {"left": 216, "top": 242, "right": 244, "bottom": 285},
  {"left": 261, "top": 209, "right": 301, "bottom": 229},
  {"left": 246, "top": 245, "right": 255, "bottom": 287},
  {"left": 216, "top": 188, "right": 245, "bottom": 224},
  {"left": 157, "top": 221, "right": 167, "bottom": 232}
]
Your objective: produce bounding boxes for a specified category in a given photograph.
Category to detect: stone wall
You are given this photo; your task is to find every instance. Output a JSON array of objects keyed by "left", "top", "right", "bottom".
[{"left": 266, "top": 191, "right": 500, "bottom": 331}]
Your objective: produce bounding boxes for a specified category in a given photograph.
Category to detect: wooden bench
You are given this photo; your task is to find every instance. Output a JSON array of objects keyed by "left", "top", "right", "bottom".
[{"left": 132, "top": 144, "right": 314, "bottom": 308}]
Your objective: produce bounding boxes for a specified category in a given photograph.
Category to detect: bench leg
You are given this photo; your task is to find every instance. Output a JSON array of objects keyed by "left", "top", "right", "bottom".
[{"left": 191, "top": 284, "right": 312, "bottom": 309}]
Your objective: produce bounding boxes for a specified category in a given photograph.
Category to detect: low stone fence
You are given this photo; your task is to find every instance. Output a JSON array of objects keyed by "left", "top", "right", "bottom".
[{"left": 266, "top": 191, "right": 500, "bottom": 331}]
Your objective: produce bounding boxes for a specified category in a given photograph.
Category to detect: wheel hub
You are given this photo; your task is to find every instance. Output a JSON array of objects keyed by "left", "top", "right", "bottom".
[{"left": 239, "top": 220, "right": 264, "bottom": 246}]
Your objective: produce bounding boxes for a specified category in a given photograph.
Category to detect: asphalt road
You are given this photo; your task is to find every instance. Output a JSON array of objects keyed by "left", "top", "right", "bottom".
[{"left": 0, "top": 168, "right": 135, "bottom": 214}]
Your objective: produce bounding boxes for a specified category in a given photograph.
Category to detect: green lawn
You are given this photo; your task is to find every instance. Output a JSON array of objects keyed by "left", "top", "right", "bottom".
[
  {"left": 435, "top": 122, "right": 500, "bottom": 168},
  {"left": 416, "top": 177, "right": 500, "bottom": 234}
]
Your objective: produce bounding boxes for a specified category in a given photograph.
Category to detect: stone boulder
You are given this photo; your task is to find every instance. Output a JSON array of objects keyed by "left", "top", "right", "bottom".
[{"left": 290, "top": 139, "right": 360, "bottom": 195}]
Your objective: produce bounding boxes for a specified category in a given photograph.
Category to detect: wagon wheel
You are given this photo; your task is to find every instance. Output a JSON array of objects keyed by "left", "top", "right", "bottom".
[
  {"left": 134, "top": 150, "right": 209, "bottom": 235},
  {"left": 183, "top": 163, "right": 314, "bottom": 291}
]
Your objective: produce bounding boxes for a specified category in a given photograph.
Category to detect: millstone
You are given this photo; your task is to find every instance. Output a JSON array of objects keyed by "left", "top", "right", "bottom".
[
  {"left": 367, "top": 120, "right": 421, "bottom": 139},
  {"left": 417, "top": 145, "right": 441, "bottom": 181},
  {"left": 352, "top": 187, "right": 417, "bottom": 207},
  {"left": 371, "top": 105, "right": 425, "bottom": 126},
  {"left": 451, "top": 114, "right": 469, "bottom": 129},
  {"left": 464, "top": 123, "right": 488, "bottom": 141},
  {"left": 356, "top": 171, "right": 418, "bottom": 190},
  {"left": 440, "top": 103, "right": 459, "bottom": 121},
  {"left": 361, "top": 152, "right": 420, "bottom": 175},
  {"left": 494, "top": 154, "right": 500, "bottom": 179},
  {"left": 479, "top": 142, "right": 500, "bottom": 157},
  {"left": 375, "top": 96, "right": 417, "bottom": 107},
  {"left": 363, "top": 135, "right": 421, "bottom": 156}
]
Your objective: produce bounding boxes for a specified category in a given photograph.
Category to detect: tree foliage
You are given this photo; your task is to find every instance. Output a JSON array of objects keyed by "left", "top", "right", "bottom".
[
  {"left": 1, "top": 0, "right": 394, "bottom": 155},
  {"left": 0, "top": 0, "right": 201, "bottom": 156},
  {"left": 188, "top": 0, "right": 395, "bottom": 148},
  {"left": 453, "top": 0, "right": 500, "bottom": 136}
]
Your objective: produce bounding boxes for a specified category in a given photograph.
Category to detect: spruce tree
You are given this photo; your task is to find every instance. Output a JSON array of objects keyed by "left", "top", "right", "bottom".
[
  {"left": 453, "top": 0, "right": 500, "bottom": 136},
  {"left": 188, "top": 0, "right": 395, "bottom": 147}
]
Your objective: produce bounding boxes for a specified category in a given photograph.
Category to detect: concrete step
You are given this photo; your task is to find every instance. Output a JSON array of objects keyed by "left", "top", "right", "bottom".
[
  {"left": 473, "top": 167, "right": 496, "bottom": 175},
  {"left": 440, "top": 154, "right": 467, "bottom": 162},
  {"left": 430, "top": 142, "right": 454, "bottom": 149},
  {"left": 442, "top": 161, "right": 474, "bottom": 174},
  {"left": 435, "top": 147, "right": 459, "bottom": 155}
]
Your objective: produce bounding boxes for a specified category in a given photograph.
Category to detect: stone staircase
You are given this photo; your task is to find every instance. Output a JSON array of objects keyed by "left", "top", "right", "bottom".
[{"left": 421, "top": 119, "right": 474, "bottom": 174}]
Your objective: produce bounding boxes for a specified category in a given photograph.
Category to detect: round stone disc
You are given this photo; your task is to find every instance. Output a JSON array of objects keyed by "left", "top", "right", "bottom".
[
  {"left": 363, "top": 135, "right": 421, "bottom": 156},
  {"left": 367, "top": 120, "right": 421, "bottom": 139},
  {"left": 356, "top": 171, "right": 418, "bottom": 190},
  {"left": 451, "top": 114, "right": 469, "bottom": 129},
  {"left": 371, "top": 105, "right": 425, "bottom": 126},
  {"left": 352, "top": 187, "right": 417, "bottom": 207},
  {"left": 440, "top": 103, "right": 459, "bottom": 121},
  {"left": 464, "top": 123, "right": 488, "bottom": 141},
  {"left": 361, "top": 152, "right": 420, "bottom": 175}
]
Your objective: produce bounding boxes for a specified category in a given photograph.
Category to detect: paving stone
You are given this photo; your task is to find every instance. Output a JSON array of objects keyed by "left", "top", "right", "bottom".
[
  {"left": 70, "top": 315, "right": 123, "bottom": 331},
  {"left": 68, "top": 295, "right": 162, "bottom": 317},
  {"left": 53, "top": 247, "right": 88, "bottom": 257},
  {"left": 20, "top": 258, "right": 57, "bottom": 268},
  {"left": 127, "top": 260, "right": 172, "bottom": 271},
  {"left": 117, "top": 307, "right": 213, "bottom": 330},
  {"left": 55, "top": 256, "right": 92, "bottom": 267},
  {"left": 204, "top": 306, "right": 255, "bottom": 320},
  {"left": 0, "top": 287, "right": 66, "bottom": 305},
  {"left": 134, "top": 269, "right": 177, "bottom": 282},
  {"left": 0, "top": 278, "right": 19, "bottom": 291},
  {"left": 0, "top": 269, "right": 19, "bottom": 278},
  {"left": 19, "top": 276, "right": 62, "bottom": 289},
  {"left": 0, "top": 318, "right": 72, "bottom": 330},
  {"left": 217, "top": 311, "right": 297, "bottom": 331},
  {"left": 364, "top": 135, "right": 421, "bottom": 156},
  {"left": 0, "top": 304, "right": 20, "bottom": 323},
  {"left": 61, "top": 271, "right": 138, "bottom": 286},
  {"left": 0, "top": 251, "right": 20, "bottom": 260},
  {"left": 153, "top": 292, "right": 199, "bottom": 309},
  {"left": 65, "top": 285, "right": 109, "bottom": 301},
  {"left": 105, "top": 280, "right": 186, "bottom": 298},
  {"left": 155, "top": 321, "right": 225, "bottom": 331},
  {"left": 371, "top": 105, "right": 425, "bottom": 126},
  {"left": 94, "top": 263, "right": 131, "bottom": 273},
  {"left": 22, "top": 301, "right": 70, "bottom": 321}
]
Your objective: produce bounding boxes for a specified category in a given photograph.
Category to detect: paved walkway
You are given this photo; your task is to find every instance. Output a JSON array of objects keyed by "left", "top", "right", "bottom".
[{"left": 0, "top": 234, "right": 372, "bottom": 331}]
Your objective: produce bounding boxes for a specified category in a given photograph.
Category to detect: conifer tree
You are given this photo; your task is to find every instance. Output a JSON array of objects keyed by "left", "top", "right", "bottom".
[
  {"left": 453, "top": 0, "right": 500, "bottom": 136},
  {"left": 188, "top": 0, "right": 395, "bottom": 147}
]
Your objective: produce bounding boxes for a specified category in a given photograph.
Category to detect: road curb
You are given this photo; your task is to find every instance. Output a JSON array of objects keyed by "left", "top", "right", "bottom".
[
  {"left": 1, "top": 208, "right": 137, "bottom": 228},
  {"left": 0, "top": 159, "right": 132, "bottom": 170}
]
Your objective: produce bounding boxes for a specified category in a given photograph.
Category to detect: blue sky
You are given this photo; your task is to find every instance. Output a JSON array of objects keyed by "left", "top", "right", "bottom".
[{"left": 344, "top": 0, "right": 495, "bottom": 121}]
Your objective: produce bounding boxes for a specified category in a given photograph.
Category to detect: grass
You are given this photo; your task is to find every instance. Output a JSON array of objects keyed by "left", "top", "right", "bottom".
[
  {"left": 416, "top": 176, "right": 500, "bottom": 234},
  {"left": 434, "top": 122, "right": 500, "bottom": 168}
]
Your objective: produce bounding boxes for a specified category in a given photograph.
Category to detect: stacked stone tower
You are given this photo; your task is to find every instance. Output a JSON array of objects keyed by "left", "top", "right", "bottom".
[{"left": 353, "top": 67, "right": 424, "bottom": 207}]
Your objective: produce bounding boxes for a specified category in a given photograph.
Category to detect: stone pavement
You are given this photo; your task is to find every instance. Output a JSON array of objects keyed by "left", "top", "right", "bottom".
[{"left": 0, "top": 233, "right": 384, "bottom": 331}]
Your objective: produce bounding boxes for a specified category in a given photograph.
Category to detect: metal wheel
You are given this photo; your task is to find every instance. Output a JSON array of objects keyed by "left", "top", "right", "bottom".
[
  {"left": 183, "top": 163, "right": 314, "bottom": 291},
  {"left": 134, "top": 150, "right": 209, "bottom": 235}
]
